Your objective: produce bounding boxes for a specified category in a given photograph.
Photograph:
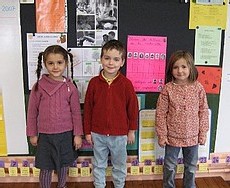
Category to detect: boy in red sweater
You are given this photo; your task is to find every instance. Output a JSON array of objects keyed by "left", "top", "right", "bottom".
[{"left": 84, "top": 40, "right": 139, "bottom": 188}]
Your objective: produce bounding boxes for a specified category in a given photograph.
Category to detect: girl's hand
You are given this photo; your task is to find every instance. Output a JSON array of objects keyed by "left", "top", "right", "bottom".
[
  {"left": 158, "top": 138, "right": 169, "bottom": 148},
  {"left": 127, "top": 130, "right": 135, "bottom": 144},
  {"left": 30, "top": 136, "right": 38, "bottom": 146},
  {"left": 199, "top": 135, "right": 207, "bottom": 145},
  {"left": 74, "top": 135, "right": 82, "bottom": 150},
  {"left": 85, "top": 134, "right": 93, "bottom": 145}
]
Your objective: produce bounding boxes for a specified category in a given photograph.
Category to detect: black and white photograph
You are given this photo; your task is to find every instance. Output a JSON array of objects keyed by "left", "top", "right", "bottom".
[
  {"left": 77, "top": 31, "right": 96, "bottom": 46},
  {"left": 96, "top": 0, "right": 118, "bottom": 30},
  {"left": 77, "top": 0, "right": 95, "bottom": 15},
  {"left": 76, "top": 0, "right": 118, "bottom": 46},
  {"left": 95, "top": 30, "right": 117, "bottom": 46},
  {"left": 76, "top": 15, "right": 95, "bottom": 30}
]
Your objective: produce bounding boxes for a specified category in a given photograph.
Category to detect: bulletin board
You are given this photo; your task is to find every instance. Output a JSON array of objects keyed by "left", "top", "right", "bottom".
[{"left": 19, "top": 0, "right": 223, "bottom": 155}]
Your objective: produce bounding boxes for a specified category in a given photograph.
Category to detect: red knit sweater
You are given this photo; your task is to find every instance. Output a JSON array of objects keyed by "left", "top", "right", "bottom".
[{"left": 83, "top": 72, "right": 139, "bottom": 136}]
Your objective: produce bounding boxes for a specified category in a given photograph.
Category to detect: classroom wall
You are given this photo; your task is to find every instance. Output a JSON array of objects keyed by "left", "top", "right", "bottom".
[
  {"left": 0, "top": 0, "right": 28, "bottom": 155},
  {"left": 118, "top": 0, "right": 222, "bottom": 153},
  {"left": 1, "top": 0, "right": 226, "bottom": 155},
  {"left": 215, "top": 6, "right": 230, "bottom": 153}
]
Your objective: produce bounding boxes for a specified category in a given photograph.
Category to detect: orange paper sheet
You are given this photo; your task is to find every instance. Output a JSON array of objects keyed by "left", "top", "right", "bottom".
[
  {"left": 36, "top": 0, "right": 65, "bottom": 32},
  {"left": 197, "top": 66, "right": 222, "bottom": 94}
]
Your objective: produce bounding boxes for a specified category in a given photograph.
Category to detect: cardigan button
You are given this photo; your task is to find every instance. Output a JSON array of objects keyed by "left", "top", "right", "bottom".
[{"left": 107, "top": 134, "right": 110, "bottom": 136}]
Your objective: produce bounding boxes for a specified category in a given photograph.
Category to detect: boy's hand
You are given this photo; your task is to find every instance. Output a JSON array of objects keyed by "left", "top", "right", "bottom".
[
  {"left": 74, "top": 135, "right": 82, "bottom": 150},
  {"left": 30, "top": 136, "right": 38, "bottom": 146},
  {"left": 85, "top": 134, "right": 93, "bottom": 145},
  {"left": 127, "top": 130, "right": 135, "bottom": 144}
]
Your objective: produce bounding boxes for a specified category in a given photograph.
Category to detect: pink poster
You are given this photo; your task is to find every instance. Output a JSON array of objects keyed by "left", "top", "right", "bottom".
[{"left": 126, "top": 35, "right": 167, "bottom": 92}]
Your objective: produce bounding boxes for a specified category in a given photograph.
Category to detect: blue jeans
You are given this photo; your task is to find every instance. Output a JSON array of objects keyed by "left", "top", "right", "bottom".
[
  {"left": 91, "top": 132, "right": 127, "bottom": 188},
  {"left": 163, "top": 145, "right": 198, "bottom": 188}
]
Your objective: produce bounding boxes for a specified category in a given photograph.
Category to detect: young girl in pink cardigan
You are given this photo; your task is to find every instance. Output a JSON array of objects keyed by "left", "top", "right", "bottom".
[{"left": 27, "top": 45, "right": 83, "bottom": 188}]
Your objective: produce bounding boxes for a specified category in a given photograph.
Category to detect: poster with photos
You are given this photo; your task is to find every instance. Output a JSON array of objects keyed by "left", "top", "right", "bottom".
[
  {"left": 126, "top": 35, "right": 167, "bottom": 92},
  {"left": 76, "top": 0, "right": 118, "bottom": 47}
]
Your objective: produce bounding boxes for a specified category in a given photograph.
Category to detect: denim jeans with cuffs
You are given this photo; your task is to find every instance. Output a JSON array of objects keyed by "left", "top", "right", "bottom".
[
  {"left": 91, "top": 132, "right": 127, "bottom": 188},
  {"left": 163, "top": 144, "right": 198, "bottom": 188}
]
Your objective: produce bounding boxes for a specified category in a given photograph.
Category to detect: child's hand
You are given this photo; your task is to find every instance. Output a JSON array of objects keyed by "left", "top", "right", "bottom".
[
  {"left": 29, "top": 136, "right": 38, "bottom": 146},
  {"left": 199, "top": 135, "right": 207, "bottom": 145},
  {"left": 74, "top": 135, "right": 82, "bottom": 150},
  {"left": 85, "top": 134, "right": 93, "bottom": 145},
  {"left": 158, "top": 137, "right": 169, "bottom": 148},
  {"left": 127, "top": 130, "right": 135, "bottom": 144}
]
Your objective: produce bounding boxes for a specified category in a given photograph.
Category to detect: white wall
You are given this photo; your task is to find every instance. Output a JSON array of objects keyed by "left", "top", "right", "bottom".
[
  {"left": 0, "top": 0, "right": 28, "bottom": 154},
  {"left": 215, "top": 3, "right": 230, "bottom": 153}
]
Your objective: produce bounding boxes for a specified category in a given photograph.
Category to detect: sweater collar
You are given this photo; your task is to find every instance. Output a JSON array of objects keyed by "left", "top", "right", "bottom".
[
  {"left": 99, "top": 70, "right": 122, "bottom": 84},
  {"left": 39, "top": 74, "right": 70, "bottom": 96},
  {"left": 101, "top": 70, "right": 120, "bottom": 85}
]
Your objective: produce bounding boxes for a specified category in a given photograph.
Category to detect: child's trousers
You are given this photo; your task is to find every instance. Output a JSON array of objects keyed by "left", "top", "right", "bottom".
[
  {"left": 163, "top": 144, "right": 198, "bottom": 188},
  {"left": 91, "top": 132, "right": 127, "bottom": 188}
]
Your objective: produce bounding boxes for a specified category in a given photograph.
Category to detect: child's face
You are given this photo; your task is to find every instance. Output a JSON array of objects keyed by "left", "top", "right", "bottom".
[
  {"left": 108, "top": 33, "right": 115, "bottom": 40},
  {"left": 44, "top": 53, "right": 67, "bottom": 81},
  {"left": 101, "top": 49, "right": 124, "bottom": 78},
  {"left": 172, "top": 58, "right": 190, "bottom": 84},
  {"left": 103, "top": 35, "right": 108, "bottom": 41}
]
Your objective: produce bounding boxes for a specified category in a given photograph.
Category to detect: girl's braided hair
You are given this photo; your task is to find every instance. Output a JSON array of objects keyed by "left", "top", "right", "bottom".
[{"left": 34, "top": 45, "right": 75, "bottom": 90}]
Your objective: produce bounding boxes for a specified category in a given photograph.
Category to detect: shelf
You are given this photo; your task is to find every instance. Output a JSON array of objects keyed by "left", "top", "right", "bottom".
[{"left": 0, "top": 154, "right": 230, "bottom": 182}]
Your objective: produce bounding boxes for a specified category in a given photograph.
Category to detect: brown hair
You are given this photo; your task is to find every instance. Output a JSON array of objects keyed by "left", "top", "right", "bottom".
[
  {"left": 34, "top": 45, "right": 74, "bottom": 90},
  {"left": 166, "top": 50, "right": 198, "bottom": 83},
  {"left": 100, "top": 39, "right": 126, "bottom": 60}
]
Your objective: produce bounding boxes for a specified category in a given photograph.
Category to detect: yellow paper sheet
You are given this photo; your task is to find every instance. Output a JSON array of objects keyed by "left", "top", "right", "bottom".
[{"left": 189, "top": 1, "right": 227, "bottom": 29}]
